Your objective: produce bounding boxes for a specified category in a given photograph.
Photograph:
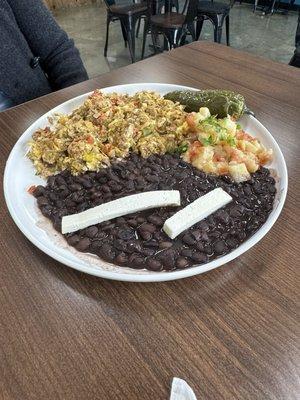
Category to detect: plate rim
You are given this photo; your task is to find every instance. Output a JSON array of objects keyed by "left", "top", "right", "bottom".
[{"left": 3, "top": 83, "right": 288, "bottom": 282}]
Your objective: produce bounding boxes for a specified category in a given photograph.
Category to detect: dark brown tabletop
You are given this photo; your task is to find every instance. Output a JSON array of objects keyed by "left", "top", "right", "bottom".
[{"left": 0, "top": 42, "right": 299, "bottom": 400}]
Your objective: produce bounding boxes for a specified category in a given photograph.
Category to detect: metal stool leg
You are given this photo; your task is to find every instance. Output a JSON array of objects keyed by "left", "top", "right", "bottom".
[
  {"left": 196, "top": 17, "right": 204, "bottom": 40},
  {"left": 225, "top": 15, "right": 230, "bottom": 46},
  {"left": 104, "top": 14, "right": 111, "bottom": 56}
]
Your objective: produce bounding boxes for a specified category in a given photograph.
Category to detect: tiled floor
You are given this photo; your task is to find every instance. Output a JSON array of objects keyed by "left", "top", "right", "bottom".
[{"left": 54, "top": 2, "right": 298, "bottom": 78}]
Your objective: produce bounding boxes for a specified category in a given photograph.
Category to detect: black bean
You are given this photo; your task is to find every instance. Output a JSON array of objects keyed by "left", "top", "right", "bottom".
[
  {"left": 229, "top": 205, "right": 244, "bottom": 218},
  {"left": 70, "top": 183, "right": 82, "bottom": 192},
  {"left": 216, "top": 210, "right": 230, "bottom": 224},
  {"left": 98, "top": 176, "right": 108, "bottom": 184},
  {"left": 48, "top": 176, "right": 56, "bottom": 188},
  {"left": 60, "top": 189, "right": 70, "bottom": 199},
  {"left": 159, "top": 241, "right": 173, "bottom": 249},
  {"left": 138, "top": 230, "right": 152, "bottom": 241},
  {"left": 253, "top": 182, "right": 263, "bottom": 194},
  {"left": 196, "top": 242, "right": 205, "bottom": 252},
  {"left": 226, "top": 238, "right": 239, "bottom": 249},
  {"left": 191, "top": 229, "right": 202, "bottom": 241},
  {"left": 37, "top": 196, "right": 49, "bottom": 206},
  {"left": 75, "top": 237, "right": 91, "bottom": 252},
  {"left": 128, "top": 254, "right": 145, "bottom": 268},
  {"left": 91, "top": 192, "right": 102, "bottom": 200},
  {"left": 67, "top": 235, "right": 80, "bottom": 246},
  {"left": 115, "top": 253, "right": 128, "bottom": 265},
  {"left": 41, "top": 205, "right": 52, "bottom": 217},
  {"left": 103, "top": 193, "right": 112, "bottom": 201},
  {"left": 126, "top": 241, "right": 142, "bottom": 253},
  {"left": 144, "top": 240, "right": 159, "bottom": 249},
  {"left": 140, "top": 223, "right": 156, "bottom": 233},
  {"left": 116, "top": 217, "right": 126, "bottom": 224},
  {"left": 198, "top": 221, "right": 209, "bottom": 231},
  {"left": 135, "top": 178, "right": 146, "bottom": 190},
  {"left": 146, "top": 259, "right": 162, "bottom": 271},
  {"left": 117, "top": 229, "right": 135, "bottom": 241},
  {"left": 176, "top": 257, "right": 189, "bottom": 269},
  {"left": 191, "top": 252, "right": 207, "bottom": 263},
  {"left": 146, "top": 174, "right": 159, "bottom": 183},
  {"left": 147, "top": 215, "right": 163, "bottom": 226},
  {"left": 33, "top": 185, "right": 46, "bottom": 197},
  {"left": 81, "top": 179, "right": 93, "bottom": 189},
  {"left": 85, "top": 226, "right": 98, "bottom": 238},
  {"left": 126, "top": 180, "right": 135, "bottom": 191},
  {"left": 128, "top": 173, "right": 136, "bottom": 180},
  {"left": 214, "top": 240, "right": 228, "bottom": 255},
  {"left": 128, "top": 219, "right": 138, "bottom": 228},
  {"left": 203, "top": 245, "right": 213, "bottom": 255},
  {"left": 142, "top": 248, "right": 156, "bottom": 257},
  {"left": 102, "top": 185, "right": 110, "bottom": 193},
  {"left": 99, "top": 244, "right": 115, "bottom": 261},
  {"left": 55, "top": 176, "right": 66, "bottom": 186},
  {"left": 243, "top": 185, "right": 252, "bottom": 196},
  {"left": 109, "top": 182, "right": 122, "bottom": 192},
  {"left": 182, "top": 234, "right": 196, "bottom": 246},
  {"left": 180, "top": 249, "right": 194, "bottom": 258}
]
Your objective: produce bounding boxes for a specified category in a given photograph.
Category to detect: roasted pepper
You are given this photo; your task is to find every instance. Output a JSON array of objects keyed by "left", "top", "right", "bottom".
[{"left": 164, "top": 89, "right": 246, "bottom": 119}]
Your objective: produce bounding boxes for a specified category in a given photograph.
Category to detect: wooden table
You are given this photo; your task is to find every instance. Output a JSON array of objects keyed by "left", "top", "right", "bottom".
[{"left": 0, "top": 42, "right": 299, "bottom": 400}]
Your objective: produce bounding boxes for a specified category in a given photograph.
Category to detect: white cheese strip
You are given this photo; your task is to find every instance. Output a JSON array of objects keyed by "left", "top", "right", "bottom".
[
  {"left": 61, "top": 190, "right": 181, "bottom": 234},
  {"left": 163, "top": 188, "right": 232, "bottom": 239}
]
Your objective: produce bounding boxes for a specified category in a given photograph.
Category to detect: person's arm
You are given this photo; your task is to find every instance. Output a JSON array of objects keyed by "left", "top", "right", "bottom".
[{"left": 7, "top": 0, "right": 88, "bottom": 90}]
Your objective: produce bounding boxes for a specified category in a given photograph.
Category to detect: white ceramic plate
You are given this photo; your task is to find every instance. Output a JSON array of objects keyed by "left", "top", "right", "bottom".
[{"left": 3, "top": 83, "right": 288, "bottom": 282}]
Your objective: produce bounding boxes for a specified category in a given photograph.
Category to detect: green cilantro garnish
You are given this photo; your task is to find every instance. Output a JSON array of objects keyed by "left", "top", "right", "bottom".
[
  {"left": 201, "top": 136, "right": 214, "bottom": 146},
  {"left": 227, "top": 136, "right": 236, "bottom": 146}
]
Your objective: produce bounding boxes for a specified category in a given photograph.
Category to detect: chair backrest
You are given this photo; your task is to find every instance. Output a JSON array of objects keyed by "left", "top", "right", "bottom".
[
  {"left": 103, "top": 0, "right": 116, "bottom": 9},
  {"left": 146, "top": 0, "right": 160, "bottom": 15},
  {"left": 184, "top": 0, "right": 199, "bottom": 23}
]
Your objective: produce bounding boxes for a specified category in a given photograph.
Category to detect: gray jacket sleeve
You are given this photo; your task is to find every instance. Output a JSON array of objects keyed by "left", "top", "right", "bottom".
[{"left": 7, "top": 0, "right": 88, "bottom": 90}]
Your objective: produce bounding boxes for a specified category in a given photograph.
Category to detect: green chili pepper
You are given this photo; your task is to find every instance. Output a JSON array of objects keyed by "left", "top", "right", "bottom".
[{"left": 164, "top": 89, "right": 246, "bottom": 119}]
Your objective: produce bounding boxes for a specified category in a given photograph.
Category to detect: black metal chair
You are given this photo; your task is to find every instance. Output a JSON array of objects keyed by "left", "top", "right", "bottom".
[
  {"left": 103, "top": 0, "right": 148, "bottom": 63},
  {"left": 141, "top": 0, "right": 198, "bottom": 58},
  {"left": 136, "top": 0, "right": 180, "bottom": 38},
  {"left": 196, "top": 0, "right": 235, "bottom": 46}
]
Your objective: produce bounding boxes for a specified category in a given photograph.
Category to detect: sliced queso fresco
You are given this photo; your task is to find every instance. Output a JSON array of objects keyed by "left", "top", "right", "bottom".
[
  {"left": 163, "top": 188, "right": 232, "bottom": 239},
  {"left": 62, "top": 191, "right": 181, "bottom": 234},
  {"left": 62, "top": 188, "right": 232, "bottom": 241}
]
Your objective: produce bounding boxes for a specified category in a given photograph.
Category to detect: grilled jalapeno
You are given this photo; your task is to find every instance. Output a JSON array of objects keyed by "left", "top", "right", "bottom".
[{"left": 164, "top": 89, "right": 246, "bottom": 119}]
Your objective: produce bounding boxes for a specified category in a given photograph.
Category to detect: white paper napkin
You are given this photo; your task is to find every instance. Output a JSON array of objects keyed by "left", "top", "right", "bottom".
[{"left": 170, "top": 378, "right": 197, "bottom": 400}]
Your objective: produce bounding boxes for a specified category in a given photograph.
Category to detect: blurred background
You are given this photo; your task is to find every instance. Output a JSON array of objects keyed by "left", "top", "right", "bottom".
[{"left": 46, "top": 0, "right": 299, "bottom": 77}]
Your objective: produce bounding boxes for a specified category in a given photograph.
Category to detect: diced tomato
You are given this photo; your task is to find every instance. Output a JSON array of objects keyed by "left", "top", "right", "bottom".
[
  {"left": 218, "top": 164, "right": 229, "bottom": 175},
  {"left": 189, "top": 141, "right": 202, "bottom": 161},
  {"left": 103, "top": 143, "right": 112, "bottom": 152},
  {"left": 186, "top": 113, "right": 197, "bottom": 132},
  {"left": 27, "top": 185, "right": 36, "bottom": 194},
  {"left": 86, "top": 136, "right": 94, "bottom": 144},
  {"left": 230, "top": 148, "right": 244, "bottom": 163},
  {"left": 97, "top": 113, "right": 106, "bottom": 122},
  {"left": 213, "top": 153, "right": 225, "bottom": 162},
  {"left": 89, "top": 90, "right": 101, "bottom": 99},
  {"left": 236, "top": 130, "right": 253, "bottom": 141}
]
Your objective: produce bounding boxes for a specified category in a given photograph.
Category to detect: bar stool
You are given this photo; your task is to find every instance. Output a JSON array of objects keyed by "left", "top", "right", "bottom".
[{"left": 196, "top": 0, "right": 235, "bottom": 45}]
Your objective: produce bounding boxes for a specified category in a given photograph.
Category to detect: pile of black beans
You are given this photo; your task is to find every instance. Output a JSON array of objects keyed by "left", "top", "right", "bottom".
[{"left": 33, "top": 154, "right": 276, "bottom": 271}]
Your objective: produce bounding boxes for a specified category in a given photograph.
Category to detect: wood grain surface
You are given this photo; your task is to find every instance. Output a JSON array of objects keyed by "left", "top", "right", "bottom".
[{"left": 0, "top": 42, "right": 299, "bottom": 400}]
